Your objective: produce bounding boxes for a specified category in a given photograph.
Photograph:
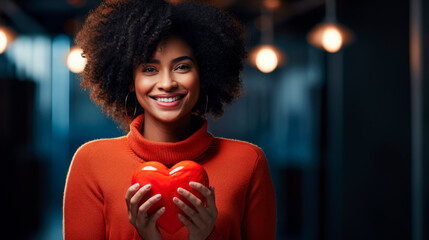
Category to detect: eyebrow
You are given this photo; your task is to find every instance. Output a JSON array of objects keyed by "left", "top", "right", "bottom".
[
  {"left": 146, "top": 56, "right": 194, "bottom": 64},
  {"left": 172, "top": 56, "right": 194, "bottom": 63}
]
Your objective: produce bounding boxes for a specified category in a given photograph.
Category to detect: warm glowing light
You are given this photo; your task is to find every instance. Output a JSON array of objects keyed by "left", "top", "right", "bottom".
[
  {"left": 67, "top": 0, "right": 87, "bottom": 7},
  {"left": 307, "top": 23, "right": 353, "bottom": 53},
  {"left": 0, "top": 27, "right": 16, "bottom": 54},
  {"left": 263, "top": 0, "right": 281, "bottom": 9},
  {"left": 67, "top": 46, "right": 86, "bottom": 73},
  {"left": 0, "top": 31, "right": 7, "bottom": 54},
  {"left": 322, "top": 27, "right": 343, "bottom": 53},
  {"left": 248, "top": 45, "right": 285, "bottom": 73},
  {"left": 256, "top": 47, "right": 278, "bottom": 73}
]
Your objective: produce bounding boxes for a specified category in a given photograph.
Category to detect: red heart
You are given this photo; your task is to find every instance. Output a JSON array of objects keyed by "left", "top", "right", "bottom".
[{"left": 131, "top": 160, "right": 209, "bottom": 233}]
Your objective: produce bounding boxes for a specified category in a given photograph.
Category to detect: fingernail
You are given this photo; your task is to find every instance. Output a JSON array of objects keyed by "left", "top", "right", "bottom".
[
  {"left": 173, "top": 197, "right": 179, "bottom": 203},
  {"left": 189, "top": 182, "right": 197, "bottom": 187},
  {"left": 156, "top": 194, "right": 161, "bottom": 200},
  {"left": 177, "top": 188, "right": 184, "bottom": 194},
  {"left": 132, "top": 183, "right": 139, "bottom": 189},
  {"left": 145, "top": 184, "right": 151, "bottom": 190},
  {"left": 160, "top": 207, "right": 165, "bottom": 213}
]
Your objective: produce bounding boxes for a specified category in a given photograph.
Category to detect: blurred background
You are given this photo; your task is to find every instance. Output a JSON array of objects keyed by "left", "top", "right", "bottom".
[{"left": 1, "top": 0, "right": 428, "bottom": 239}]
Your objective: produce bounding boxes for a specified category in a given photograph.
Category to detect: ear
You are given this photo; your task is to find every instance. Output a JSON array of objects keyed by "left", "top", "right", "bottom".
[{"left": 129, "top": 84, "right": 135, "bottom": 92}]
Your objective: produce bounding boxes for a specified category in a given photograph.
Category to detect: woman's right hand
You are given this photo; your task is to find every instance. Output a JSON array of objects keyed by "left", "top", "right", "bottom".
[{"left": 125, "top": 183, "right": 165, "bottom": 240}]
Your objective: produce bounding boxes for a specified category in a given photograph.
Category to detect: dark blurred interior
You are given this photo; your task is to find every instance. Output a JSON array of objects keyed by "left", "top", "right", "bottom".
[{"left": 1, "top": 0, "right": 429, "bottom": 239}]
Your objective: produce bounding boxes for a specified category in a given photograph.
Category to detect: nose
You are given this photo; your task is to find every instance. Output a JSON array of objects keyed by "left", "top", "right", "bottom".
[{"left": 157, "top": 71, "right": 178, "bottom": 91}]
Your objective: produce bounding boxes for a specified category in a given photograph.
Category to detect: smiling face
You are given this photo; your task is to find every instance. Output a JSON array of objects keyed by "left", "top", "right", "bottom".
[{"left": 133, "top": 36, "right": 200, "bottom": 125}]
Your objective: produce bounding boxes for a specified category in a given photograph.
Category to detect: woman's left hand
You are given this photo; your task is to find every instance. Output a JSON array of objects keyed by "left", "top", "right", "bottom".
[{"left": 173, "top": 182, "right": 217, "bottom": 240}]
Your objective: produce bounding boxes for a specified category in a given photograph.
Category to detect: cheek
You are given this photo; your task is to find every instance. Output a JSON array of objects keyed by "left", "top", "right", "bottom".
[
  {"left": 134, "top": 77, "right": 153, "bottom": 95},
  {"left": 133, "top": 78, "right": 155, "bottom": 109},
  {"left": 188, "top": 76, "right": 200, "bottom": 102},
  {"left": 175, "top": 73, "right": 200, "bottom": 95},
  {"left": 185, "top": 73, "right": 200, "bottom": 92}
]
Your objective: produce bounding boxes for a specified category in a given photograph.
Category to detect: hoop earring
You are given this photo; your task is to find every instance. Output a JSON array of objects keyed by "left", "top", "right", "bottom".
[{"left": 125, "top": 92, "right": 137, "bottom": 118}]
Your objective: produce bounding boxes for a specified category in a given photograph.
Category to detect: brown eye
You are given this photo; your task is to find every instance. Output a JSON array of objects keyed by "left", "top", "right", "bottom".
[
  {"left": 175, "top": 64, "right": 191, "bottom": 71},
  {"left": 143, "top": 66, "right": 157, "bottom": 73}
]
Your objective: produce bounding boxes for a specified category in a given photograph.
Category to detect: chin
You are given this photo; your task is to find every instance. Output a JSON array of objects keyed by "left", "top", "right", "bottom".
[{"left": 153, "top": 111, "right": 188, "bottom": 123}]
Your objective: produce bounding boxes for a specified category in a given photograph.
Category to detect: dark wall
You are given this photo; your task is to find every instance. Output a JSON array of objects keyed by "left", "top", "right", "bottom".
[
  {"left": 340, "top": 1, "right": 411, "bottom": 239},
  {"left": 421, "top": 1, "right": 429, "bottom": 239},
  {"left": 0, "top": 78, "right": 44, "bottom": 239}
]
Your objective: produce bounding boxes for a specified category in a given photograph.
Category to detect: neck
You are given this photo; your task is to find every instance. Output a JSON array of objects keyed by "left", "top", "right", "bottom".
[{"left": 142, "top": 114, "right": 200, "bottom": 143}]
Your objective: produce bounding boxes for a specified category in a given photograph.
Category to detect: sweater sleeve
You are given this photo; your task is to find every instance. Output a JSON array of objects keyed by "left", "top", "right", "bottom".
[
  {"left": 63, "top": 144, "right": 106, "bottom": 240},
  {"left": 241, "top": 149, "right": 277, "bottom": 240}
]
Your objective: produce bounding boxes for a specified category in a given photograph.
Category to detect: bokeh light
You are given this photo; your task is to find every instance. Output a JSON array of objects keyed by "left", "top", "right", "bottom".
[
  {"left": 0, "top": 30, "right": 7, "bottom": 54},
  {"left": 67, "top": 0, "right": 87, "bottom": 8},
  {"left": 307, "top": 22, "right": 353, "bottom": 53},
  {"left": 256, "top": 47, "right": 278, "bottom": 73},
  {"left": 0, "top": 27, "right": 16, "bottom": 54},
  {"left": 322, "top": 27, "right": 343, "bottom": 53},
  {"left": 66, "top": 46, "right": 86, "bottom": 73},
  {"left": 249, "top": 45, "right": 285, "bottom": 73},
  {"left": 263, "top": 0, "right": 281, "bottom": 10}
]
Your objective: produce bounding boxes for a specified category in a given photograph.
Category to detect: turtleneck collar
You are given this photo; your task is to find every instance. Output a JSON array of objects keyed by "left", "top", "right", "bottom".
[{"left": 127, "top": 114, "right": 214, "bottom": 166}]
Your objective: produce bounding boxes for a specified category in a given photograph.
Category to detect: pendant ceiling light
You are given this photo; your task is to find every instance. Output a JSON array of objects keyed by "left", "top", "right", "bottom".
[
  {"left": 0, "top": 26, "right": 16, "bottom": 54},
  {"left": 67, "top": 46, "right": 86, "bottom": 73},
  {"left": 248, "top": 0, "right": 285, "bottom": 73},
  {"left": 307, "top": 0, "right": 353, "bottom": 53}
]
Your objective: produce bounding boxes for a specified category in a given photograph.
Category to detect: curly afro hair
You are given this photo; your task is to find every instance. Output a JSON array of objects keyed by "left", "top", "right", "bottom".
[{"left": 75, "top": 0, "right": 247, "bottom": 130}]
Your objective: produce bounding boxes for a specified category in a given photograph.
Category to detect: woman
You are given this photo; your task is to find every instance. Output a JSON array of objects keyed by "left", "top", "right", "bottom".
[{"left": 63, "top": 0, "right": 276, "bottom": 239}]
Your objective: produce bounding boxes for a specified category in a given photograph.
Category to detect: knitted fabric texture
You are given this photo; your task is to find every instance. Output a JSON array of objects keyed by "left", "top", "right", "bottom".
[{"left": 63, "top": 115, "right": 276, "bottom": 239}]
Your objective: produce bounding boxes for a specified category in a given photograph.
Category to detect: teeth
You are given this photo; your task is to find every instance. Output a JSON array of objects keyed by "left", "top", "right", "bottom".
[{"left": 155, "top": 96, "right": 181, "bottom": 102}]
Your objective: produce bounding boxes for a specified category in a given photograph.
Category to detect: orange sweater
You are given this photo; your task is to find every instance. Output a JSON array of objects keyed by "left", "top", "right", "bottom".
[{"left": 63, "top": 115, "right": 276, "bottom": 239}]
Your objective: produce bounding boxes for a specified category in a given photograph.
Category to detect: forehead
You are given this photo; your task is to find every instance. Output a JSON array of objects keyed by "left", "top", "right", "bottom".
[{"left": 153, "top": 36, "right": 194, "bottom": 59}]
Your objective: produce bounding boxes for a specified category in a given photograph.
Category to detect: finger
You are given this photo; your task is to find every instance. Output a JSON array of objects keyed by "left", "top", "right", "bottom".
[
  {"left": 178, "top": 213, "right": 197, "bottom": 233},
  {"left": 189, "top": 182, "right": 216, "bottom": 210},
  {"left": 125, "top": 183, "right": 140, "bottom": 207},
  {"left": 194, "top": 185, "right": 217, "bottom": 219},
  {"left": 208, "top": 186, "right": 216, "bottom": 209},
  {"left": 178, "top": 187, "right": 208, "bottom": 218},
  {"left": 210, "top": 186, "right": 215, "bottom": 200},
  {"left": 129, "top": 184, "right": 151, "bottom": 214},
  {"left": 173, "top": 196, "right": 204, "bottom": 227},
  {"left": 149, "top": 206, "right": 165, "bottom": 226},
  {"left": 208, "top": 186, "right": 218, "bottom": 218},
  {"left": 138, "top": 193, "right": 162, "bottom": 216},
  {"left": 189, "top": 182, "right": 211, "bottom": 197}
]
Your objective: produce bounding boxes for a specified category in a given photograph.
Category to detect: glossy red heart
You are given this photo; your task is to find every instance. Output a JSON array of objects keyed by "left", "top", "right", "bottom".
[{"left": 131, "top": 160, "right": 209, "bottom": 233}]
